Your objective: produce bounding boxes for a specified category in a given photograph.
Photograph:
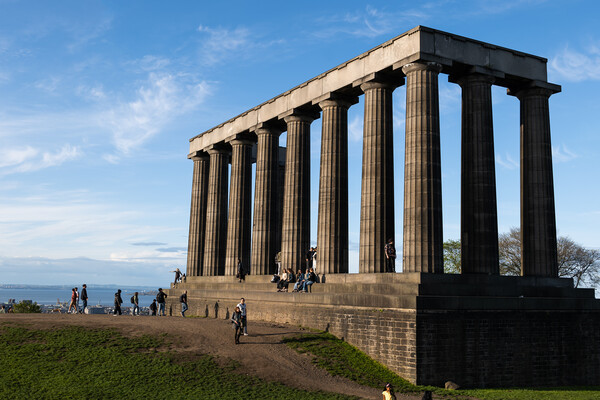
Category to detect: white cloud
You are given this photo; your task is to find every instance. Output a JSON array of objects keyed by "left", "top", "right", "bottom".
[
  {"left": 349, "top": 115, "right": 363, "bottom": 142},
  {"left": 496, "top": 153, "right": 519, "bottom": 170},
  {"left": 550, "top": 44, "right": 600, "bottom": 82},
  {"left": 552, "top": 144, "right": 578, "bottom": 162},
  {"left": 101, "top": 72, "right": 210, "bottom": 155},
  {"left": 0, "top": 144, "right": 80, "bottom": 175}
]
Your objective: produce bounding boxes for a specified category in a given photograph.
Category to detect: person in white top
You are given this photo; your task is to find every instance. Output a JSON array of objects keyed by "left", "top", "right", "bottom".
[{"left": 236, "top": 298, "right": 248, "bottom": 336}]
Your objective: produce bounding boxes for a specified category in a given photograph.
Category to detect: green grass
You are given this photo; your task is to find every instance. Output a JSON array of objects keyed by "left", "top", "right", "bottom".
[
  {"left": 0, "top": 324, "right": 358, "bottom": 400},
  {"left": 283, "top": 332, "right": 600, "bottom": 400}
]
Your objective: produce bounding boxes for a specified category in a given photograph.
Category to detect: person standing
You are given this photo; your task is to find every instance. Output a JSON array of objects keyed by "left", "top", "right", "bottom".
[
  {"left": 231, "top": 306, "right": 242, "bottom": 344},
  {"left": 113, "top": 289, "right": 123, "bottom": 316},
  {"left": 131, "top": 292, "right": 139, "bottom": 316},
  {"left": 236, "top": 298, "right": 248, "bottom": 336},
  {"left": 382, "top": 383, "right": 396, "bottom": 400},
  {"left": 305, "top": 247, "right": 314, "bottom": 273},
  {"left": 74, "top": 287, "right": 80, "bottom": 313},
  {"left": 156, "top": 288, "right": 167, "bottom": 316},
  {"left": 80, "top": 284, "right": 88, "bottom": 314},
  {"left": 236, "top": 258, "right": 246, "bottom": 283},
  {"left": 384, "top": 238, "right": 397, "bottom": 273},
  {"left": 312, "top": 247, "right": 318, "bottom": 273},
  {"left": 68, "top": 288, "right": 77, "bottom": 314},
  {"left": 150, "top": 299, "right": 157, "bottom": 316},
  {"left": 180, "top": 290, "right": 188, "bottom": 317}
]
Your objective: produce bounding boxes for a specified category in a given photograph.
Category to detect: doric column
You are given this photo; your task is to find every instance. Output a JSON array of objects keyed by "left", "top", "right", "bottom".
[
  {"left": 225, "top": 137, "right": 254, "bottom": 276},
  {"left": 515, "top": 87, "right": 559, "bottom": 277},
  {"left": 275, "top": 148, "right": 286, "bottom": 255},
  {"left": 281, "top": 112, "right": 317, "bottom": 272},
  {"left": 186, "top": 151, "right": 209, "bottom": 277},
  {"left": 317, "top": 97, "right": 355, "bottom": 274},
  {"left": 456, "top": 73, "right": 499, "bottom": 274},
  {"left": 251, "top": 125, "right": 281, "bottom": 275},
  {"left": 203, "top": 145, "right": 230, "bottom": 276},
  {"left": 402, "top": 62, "right": 444, "bottom": 274},
  {"left": 359, "top": 81, "right": 396, "bottom": 273}
]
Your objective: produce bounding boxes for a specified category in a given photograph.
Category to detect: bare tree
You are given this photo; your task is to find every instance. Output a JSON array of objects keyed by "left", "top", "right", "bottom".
[{"left": 446, "top": 228, "right": 600, "bottom": 288}]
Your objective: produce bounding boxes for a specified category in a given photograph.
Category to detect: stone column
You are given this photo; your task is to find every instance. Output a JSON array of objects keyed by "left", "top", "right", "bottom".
[
  {"left": 517, "top": 87, "right": 558, "bottom": 277},
  {"left": 203, "top": 145, "right": 230, "bottom": 276},
  {"left": 359, "top": 81, "right": 396, "bottom": 273},
  {"left": 275, "top": 149, "right": 286, "bottom": 255},
  {"left": 457, "top": 74, "right": 499, "bottom": 274},
  {"left": 317, "top": 98, "right": 353, "bottom": 274},
  {"left": 186, "top": 151, "right": 209, "bottom": 277},
  {"left": 251, "top": 126, "right": 281, "bottom": 275},
  {"left": 225, "top": 137, "right": 254, "bottom": 276},
  {"left": 402, "top": 62, "right": 444, "bottom": 274},
  {"left": 281, "top": 113, "right": 316, "bottom": 272}
]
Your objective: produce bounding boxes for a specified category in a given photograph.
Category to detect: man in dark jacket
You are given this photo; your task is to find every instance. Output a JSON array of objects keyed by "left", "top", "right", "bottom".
[
  {"left": 156, "top": 288, "right": 167, "bottom": 316},
  {"left": 113, "top": 289, "right": 123, "bottom": 315},
  {"left": 80, "top": 284, "right": 88, "bottom": 314},
  {"left": 180, "top": 290, "right": 188, "bottom": 317}
]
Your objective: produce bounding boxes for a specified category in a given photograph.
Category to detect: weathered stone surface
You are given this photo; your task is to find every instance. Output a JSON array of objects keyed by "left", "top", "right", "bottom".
[
  {"left": 317, "top": 97, "right": 355, "bottom": 275},
  {"left": 402, "top": 62, "right": 443, "bottom": 274},
  {"left": 514, "top": 87, "right": 559, "bottom": 277},
  {"left": 202, "top": 146, "right": 230, "bottom": 276},
  {"left": 225, "top": 138, "right": 254, "bottom": 276},
  {"left": 251, "top": 126, "right": 281, "bottom": 275},
  {"left": 456, "top": 73, "right": 499, "bottom": 274},
  {"left": 359, "top": 81, "right": 397, "bottom": 273},
  {"left": 281, "top": 113, "right": 317, "bottom": 272},
  {"left": 186, "top": 151, "right": 209, "bottom": 277},
  {"left": 444, "top": 381, "right": 460, "bottom": 390}
]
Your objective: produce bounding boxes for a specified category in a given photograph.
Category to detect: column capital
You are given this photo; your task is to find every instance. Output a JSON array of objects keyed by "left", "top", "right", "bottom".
[
  {"left": 188, "top": 150, "right": 209, "bottom": 161},
  {"left": 401, "top": 62, "right": 443, "bottom": 75},
  {"left": 204, "top": 143, "right": 231, "bottom": 156},
  {"left": 449, "top": 72, "right": 496, "bottom": 87},
  {"left": 312, "top": 92, "right": 359, "bottom": 109},
  {"left": 225, "top": 132, "right": 256, "bottom": 147},
  {"left": 507, "top": 80, "right": 561, "bottom": 99},
  {"left": 250, "top": 122, "right": 284, "bottom": 136},
  {"left": 279, "top": 108, "right": 320, "bottom": 124},
  {"left": 352, "top": 71, "right": 404, "bottom": 91}
]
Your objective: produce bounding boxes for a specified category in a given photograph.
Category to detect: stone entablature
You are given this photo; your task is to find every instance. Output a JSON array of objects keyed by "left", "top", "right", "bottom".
[{"left": 189, "top": 25, "right": 558, "bottom": 153}]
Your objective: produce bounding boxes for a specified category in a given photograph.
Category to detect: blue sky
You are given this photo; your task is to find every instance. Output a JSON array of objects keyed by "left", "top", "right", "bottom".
[{"left": 0, "top": 0, "right": 599, "bottom": 287}]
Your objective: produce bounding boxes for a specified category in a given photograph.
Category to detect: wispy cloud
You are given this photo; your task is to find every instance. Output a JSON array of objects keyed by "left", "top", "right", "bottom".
[
  {"left": 0, "top": 144, "right": 80, "bottom": 175},
  {"left": 496, "top": 153, "right": 519, "bottom": 170},
  {"left": 552, "top": 144, "right": 578, "bottom": 162},
  {"left": 101, "top": 72, "right": 211, "bottom": 157},
  {"left": 131, "top": 242, "right": 167, "bottom": 247},
  {"left": 550, "top": 44, "right": 600, "bottom": 82},
  {"left": 349, "top": 115, "right": 363, "bottom": 142}
]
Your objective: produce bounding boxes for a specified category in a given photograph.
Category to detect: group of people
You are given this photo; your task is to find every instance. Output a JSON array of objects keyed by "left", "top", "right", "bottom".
[
  {"left": 170, "top": 268, "right": 187, "bottom": 285},
  {"left": 275, "top": 267, "right": 317, "bottom": 293},
  {"left": 68, "top": 285, "right": 88, "bottom": 314}
]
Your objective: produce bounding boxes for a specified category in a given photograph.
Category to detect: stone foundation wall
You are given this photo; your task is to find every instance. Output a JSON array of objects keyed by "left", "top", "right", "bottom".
[
  {"left": 417, "top": 310, "right": 600, "bottom": 388},
  {"left": 168, "top": 296, "right": 418, "bottom": 382}
]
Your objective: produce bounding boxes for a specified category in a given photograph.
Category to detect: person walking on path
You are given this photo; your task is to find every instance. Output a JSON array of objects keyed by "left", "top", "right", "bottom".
[
  {"left": 180, "top": 290, "right": 188, "bottom": 317},
  {"left": 150, "top": 299, "right": 157, "bottom": 316},
  {"left": 68, "top": 288, "right": 77, "bottom": 314},
  {"left": 156, "top": 288, "right": 167, "bottom": 316},
  {"left": 170, "top": 268, "right": 182, "bottom": 285},
  {"left": 80, "top": 284, "right": 88, "bottom": 314},
  {"left": 113, "top": 289, "right": 123, "bottom": 316},
  {"left": 236, "top": 258, "right": 246, "bottom": 283},
  {"left": 236, "top": 298, "right": 248, "bottom": 336},
  {"left": 384, "top": 238, "right": 397, "bottom": 273},
  {"left": 231, "top": 306, "right": 243, "bottom": 344},
  {"left": 131, "top": 292, "right": 140, "bottom": 316}
]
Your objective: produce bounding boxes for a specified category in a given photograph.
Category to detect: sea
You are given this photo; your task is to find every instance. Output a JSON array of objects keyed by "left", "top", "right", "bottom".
[{"left": 0, "top": 286, "right": 158, "bottom": 308}]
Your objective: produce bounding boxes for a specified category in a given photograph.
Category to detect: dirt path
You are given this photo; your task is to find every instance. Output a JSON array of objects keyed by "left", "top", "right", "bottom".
[{"left": 1, "top": 314, "right": 429, "bottom": 400}]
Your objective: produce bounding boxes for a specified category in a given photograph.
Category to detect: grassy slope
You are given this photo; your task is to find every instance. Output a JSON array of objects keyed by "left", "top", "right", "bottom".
[
  {"left": 0, "top": 325, "right": 357, "bottom": 400},
  {"left": 283, "top": 332, "right": 600, "bottom": 400}
]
